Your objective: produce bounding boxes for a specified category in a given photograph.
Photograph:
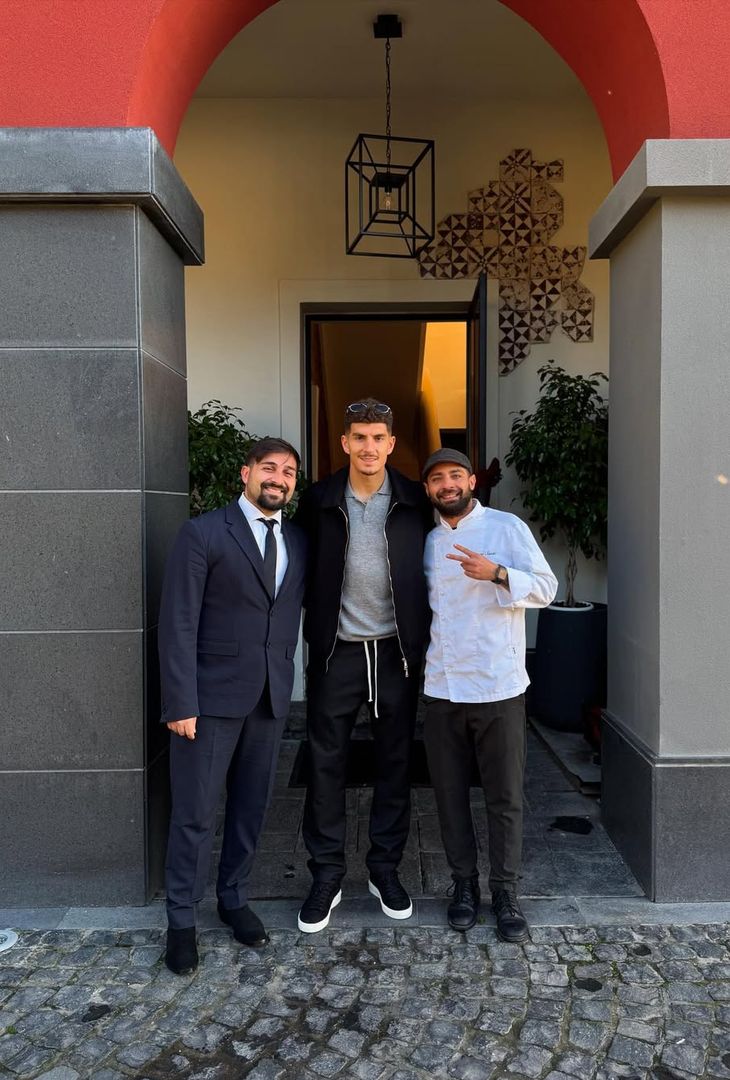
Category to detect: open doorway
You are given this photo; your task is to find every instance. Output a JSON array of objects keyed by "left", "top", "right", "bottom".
[
  {"left": 306, "top": 314, "right": 465, "bottom": 482},
  {"left": 302, "top": 282, "right": 496, "bottom": 496}
]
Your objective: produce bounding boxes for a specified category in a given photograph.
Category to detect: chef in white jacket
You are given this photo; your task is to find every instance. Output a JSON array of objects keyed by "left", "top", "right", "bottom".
[{"left": 421, "top": 448, "right": 557, "bottom": 942}]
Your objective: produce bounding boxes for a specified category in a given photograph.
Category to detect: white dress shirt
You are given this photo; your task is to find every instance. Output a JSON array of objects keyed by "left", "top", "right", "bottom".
[
  {"left": 238, "top": 493, "right": 289, "bottom": 595},
  {"left": 424, "top": 500, "right": 558, "bottom": 703}
]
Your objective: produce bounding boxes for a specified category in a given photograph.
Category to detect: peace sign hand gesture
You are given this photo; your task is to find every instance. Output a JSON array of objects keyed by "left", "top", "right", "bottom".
[{"left": 445, "top": 544, "right": 499, "bottom": 581}]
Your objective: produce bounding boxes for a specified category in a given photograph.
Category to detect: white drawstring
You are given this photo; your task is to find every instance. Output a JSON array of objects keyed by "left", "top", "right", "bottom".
[
  {"left": 364, "top": 640, "right": 373, "bottom": 704},
  {"left": 373, "top": 638, "right": 379, "bottom": 719},
  {"left": 363, "top": 640, "right": 380, "bottom": 719}
]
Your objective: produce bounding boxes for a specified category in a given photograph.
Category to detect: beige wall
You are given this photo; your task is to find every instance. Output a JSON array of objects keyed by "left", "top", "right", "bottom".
[{"left": 174, "top": 92, "right": 612, "bottom": 603}]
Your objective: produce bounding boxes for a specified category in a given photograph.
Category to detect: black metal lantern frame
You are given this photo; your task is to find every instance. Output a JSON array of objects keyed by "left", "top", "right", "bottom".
[
  {"left": 346, "top": 133, "right": 434, "bottom": 258},
  {"left": 345, "top": 14, "right": 435, "bottom": 259}
]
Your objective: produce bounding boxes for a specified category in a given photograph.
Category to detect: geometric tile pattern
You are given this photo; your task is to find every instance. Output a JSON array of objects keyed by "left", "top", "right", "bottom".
[{"left": 418, "top": 149, "right": 595, "bottom": 373}]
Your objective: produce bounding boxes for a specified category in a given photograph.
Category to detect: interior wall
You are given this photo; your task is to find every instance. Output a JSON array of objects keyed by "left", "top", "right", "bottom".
[
  {"left": 174, "top": 93, "right": 612, "bottom": 603},
  {"left": 423, "top": 323, "right": 466, "bottom": 432},
  {"left": 316, "top": 320, "right": 434, "bottom": 481}
]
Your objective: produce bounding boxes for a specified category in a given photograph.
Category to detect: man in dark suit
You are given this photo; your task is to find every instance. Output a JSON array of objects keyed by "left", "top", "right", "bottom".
[{"left": 158, "top": 437, "right": 306, "bottom": 975}]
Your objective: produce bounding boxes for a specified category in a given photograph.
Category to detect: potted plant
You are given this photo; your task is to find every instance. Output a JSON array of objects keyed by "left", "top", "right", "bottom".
[
  {"left": 506, "top": 363, "right": 608, "bottom": 732},
  {"left": 188, "top": 399, "right": 305, "bottom": 517},
  {"left": 188, "top": 400, "right": 256, "bottom": 516}
]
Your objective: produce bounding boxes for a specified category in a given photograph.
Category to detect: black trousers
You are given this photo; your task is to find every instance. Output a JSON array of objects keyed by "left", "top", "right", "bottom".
[
  {"left": 303, "top": 637, "right": 419, "bottom": 883},
  {"left": 165, "top": 688, "right": 284, "bottom": 929},
  {"left": 423, "top": 693, "right": 526, "bottom": 892}
]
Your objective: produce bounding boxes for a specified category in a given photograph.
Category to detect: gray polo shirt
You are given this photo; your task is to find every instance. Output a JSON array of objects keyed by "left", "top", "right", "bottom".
[{"left": 338, "top": 473, "right": 397, "bottom": 641}]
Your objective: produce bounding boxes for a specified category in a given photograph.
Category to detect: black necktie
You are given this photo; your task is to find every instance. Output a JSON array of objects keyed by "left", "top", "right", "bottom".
[{"left": 258, "top": 518, "right": 277, "bottom": 599}]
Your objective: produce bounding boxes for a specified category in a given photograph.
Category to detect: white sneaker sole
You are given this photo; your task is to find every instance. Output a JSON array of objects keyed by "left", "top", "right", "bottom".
[
  {"left": 297, "top": 889, "right": 342, "bottom": 933},
  {"left": 368, "top": 879, "right": 413, "bottom": 920}
]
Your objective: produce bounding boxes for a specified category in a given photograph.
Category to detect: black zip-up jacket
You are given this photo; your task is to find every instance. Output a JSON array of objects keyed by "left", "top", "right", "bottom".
[{"left": 293, "top": 465, "right": 434, "bottom": 677}]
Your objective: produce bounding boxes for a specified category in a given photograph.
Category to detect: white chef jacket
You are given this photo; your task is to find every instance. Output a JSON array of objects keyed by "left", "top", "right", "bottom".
[{"left": 424, "top": 500, "right": 558, "bottom": 703}]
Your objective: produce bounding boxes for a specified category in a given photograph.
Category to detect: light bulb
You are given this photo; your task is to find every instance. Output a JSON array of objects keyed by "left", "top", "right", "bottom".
[{"left": 384, "top": 191, "right": 392, "bottom": 211}]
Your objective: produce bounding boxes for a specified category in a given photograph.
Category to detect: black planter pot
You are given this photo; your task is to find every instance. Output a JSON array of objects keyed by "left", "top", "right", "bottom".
[{"left": 530, "top": 601, "right": 607, "bottom": 732}]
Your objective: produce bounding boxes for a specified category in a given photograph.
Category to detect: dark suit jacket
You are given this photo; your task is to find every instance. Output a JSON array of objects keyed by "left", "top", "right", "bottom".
[{"left": 158, "top": 500, "right": 306, "bottom": 722}]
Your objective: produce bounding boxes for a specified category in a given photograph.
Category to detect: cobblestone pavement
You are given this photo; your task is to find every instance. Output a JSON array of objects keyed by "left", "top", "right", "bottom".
[{"left": 3, "top": 921, "right": 730, "bottom": 1080}]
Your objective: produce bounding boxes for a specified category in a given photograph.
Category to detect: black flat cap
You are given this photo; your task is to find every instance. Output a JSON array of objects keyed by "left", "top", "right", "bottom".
[{"left": 422, "top": 448, "right": 474, "bottom": 480}]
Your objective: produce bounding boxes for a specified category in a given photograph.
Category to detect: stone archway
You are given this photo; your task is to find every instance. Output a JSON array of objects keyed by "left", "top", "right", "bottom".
[
  {"left": 2, "top": 0, "right": 730, "bottom": 904},
  {"left": 125, "top": 0, "right": 730, "bottom": 904},
  {"left": 1, "top": 1, "right": 729, "bottom": 177},
  {"left": 126, "top": 0, "right": 671, "bottom": 177}
]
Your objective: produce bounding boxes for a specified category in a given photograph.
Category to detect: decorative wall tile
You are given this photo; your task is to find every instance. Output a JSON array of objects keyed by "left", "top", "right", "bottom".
[
  {"left": 531, "top": 181, "right": 563, "bottom": 215},
  {"left": 530, "top": 244, "right": 564, "bottom": 278},
  {"left": 562, "top": 280, "right": 595, "bottom": 342},
  {"left": 500, "top": 148, "right": 533, "bottom": 182},
  {"left": 500, "top": 279, "right": 530, "bottom": 310},
  {"left": 419, "top": 148, "right": 594, "bottom": 373},
  {"left": 562, "top": 246, "right": 587, "bottom": 283},
  {"left": 529, "top": 309, "right": 559, "bottom": 344},
  {"left": 498, "top": 244, "right": 531, "bottom": 281},
  {"left": 499, "top": 309, "right": 531, "bottom": 370},
  {"left": 531, "top": 278, "right": 562, "bottom": 311},
  {"left": 481, "top": 246, "right": 501, "bottom": 276}
]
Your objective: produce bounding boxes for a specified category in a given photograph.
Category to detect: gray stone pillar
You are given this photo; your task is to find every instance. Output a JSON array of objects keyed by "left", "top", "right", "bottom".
[
  {"left": 0, "top": 129, "right": 203, "bottom": 905},
  {"left": 590, "top": 140, "right": 730, "bottom": 901}
]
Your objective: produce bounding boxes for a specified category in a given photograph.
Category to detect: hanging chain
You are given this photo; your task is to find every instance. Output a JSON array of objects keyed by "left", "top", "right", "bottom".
[{"left": 385, "top": 36, "right": 392, "bottom": 177}]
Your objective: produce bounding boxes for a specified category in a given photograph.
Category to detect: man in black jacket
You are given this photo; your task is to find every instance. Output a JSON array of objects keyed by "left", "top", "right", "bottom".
[
  {"left": 294, "top": 399, "right": 433, "bottom": 932},
  {"left": 158, "top": 437, "right": 306, "bottom": 974}
]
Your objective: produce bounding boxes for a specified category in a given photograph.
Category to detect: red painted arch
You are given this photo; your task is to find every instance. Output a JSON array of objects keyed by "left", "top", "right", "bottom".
[
  {"left": 125, "top": 0, "right": 273, "bottom": 147},
  {"left": 504, "top": 0, "right": 670, "bottom": 179},
  {"left": 125, "top": 0, "right": 671, "bottom": 176},
  {"left": 1, "top": 0, "right": 730, "bottom": 180}
]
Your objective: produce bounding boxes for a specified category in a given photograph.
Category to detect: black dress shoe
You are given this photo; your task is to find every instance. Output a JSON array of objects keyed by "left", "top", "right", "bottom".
[
  {"left": 492, "top": 887, "right": 529, "bottom": 943},
  {"left": 165, "top": 926, "right": 198, "bottom": 975},
  {"left": 217, "top": 900, "right": 268, "bottom": 947},
  {"left": 447, "top": 876, "right": 480, "bottom": 932}
]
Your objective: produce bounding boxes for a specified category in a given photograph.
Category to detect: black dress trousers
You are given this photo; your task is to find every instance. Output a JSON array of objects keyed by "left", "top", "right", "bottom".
[
  {"left": 303, "top": 636, "right": 419, "bottom": 883},
  {"left": 423, "top": 693, "right": 527, "bottom": 891},
  {"left": 165, "top": 687, "right": 284, "bottom": 929}
]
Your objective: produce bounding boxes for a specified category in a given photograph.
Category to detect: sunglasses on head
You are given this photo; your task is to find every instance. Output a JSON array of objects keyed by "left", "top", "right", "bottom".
[{"left": 346, "top": 402, "right": 392, "bottom": 416}]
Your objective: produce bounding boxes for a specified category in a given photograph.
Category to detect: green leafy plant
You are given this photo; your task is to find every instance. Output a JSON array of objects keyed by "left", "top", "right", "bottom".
[
  {"left": 505, "top": 363, "right": 608, "bottom": 607},
  {"left": 188, "top": 400, "right": 256, "bottom": 516},
  {"left": 188, "top": 400, "right": 305, "bottom": 518}
]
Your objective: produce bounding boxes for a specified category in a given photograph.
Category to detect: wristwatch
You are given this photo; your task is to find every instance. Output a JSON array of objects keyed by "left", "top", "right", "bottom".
[{"left": 492, "top": 564, "right": 509, "bottom": 587}]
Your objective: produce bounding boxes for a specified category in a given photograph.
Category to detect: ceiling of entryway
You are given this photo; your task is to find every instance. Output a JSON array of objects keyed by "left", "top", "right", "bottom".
[{"left": 195, "top": 0, "right": 582, "bottom": 101}]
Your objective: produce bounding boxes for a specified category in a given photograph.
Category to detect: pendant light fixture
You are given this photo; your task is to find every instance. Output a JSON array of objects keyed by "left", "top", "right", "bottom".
[{"left": 345, "top": 13, "right": 435, "bottom": 258}]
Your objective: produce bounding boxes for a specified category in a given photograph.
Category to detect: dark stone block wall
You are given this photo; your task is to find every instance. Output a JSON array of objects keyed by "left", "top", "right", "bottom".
[{"left": 0, "top": 129, "right": 203, "bottom": 905}]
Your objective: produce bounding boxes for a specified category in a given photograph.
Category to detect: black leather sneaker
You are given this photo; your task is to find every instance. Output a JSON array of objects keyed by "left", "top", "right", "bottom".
[
  {"left": 165, "top": 926, "right": 198, "bottom": 975},
  {"left": 368, "top": 870, "right": 413, "bottom": 920},
  {"left": 447, "top": 876, "right": 481, "bottom": 932},
  {"left": 217, "top": 900, "right": 268, "bottom": 947},
  {"left": 492, "top": 887, "right": 529, "bottom": 943},
  {"left": 297, "top": 880, "right": 342, "bottom": 933}
]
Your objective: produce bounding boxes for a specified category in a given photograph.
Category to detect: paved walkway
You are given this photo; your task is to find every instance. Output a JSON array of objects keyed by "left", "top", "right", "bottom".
[
  {"left": 3, "top": 726, "right": 730, "bottom": 1079},
  {"left": 226, "top": 728, "right": 642, "bottom": 905},
  {"left": 3, "top": 922, "right": 730, "bottom": 1079}
]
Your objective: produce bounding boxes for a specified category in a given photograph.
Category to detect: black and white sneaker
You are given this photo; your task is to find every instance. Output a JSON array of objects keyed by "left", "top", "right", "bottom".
[
  {"left": 368, "top": 870, "right": 413, "bottom": 920},
  {"left": 297, "top": 880, "right": 342, "bottom": 933}
]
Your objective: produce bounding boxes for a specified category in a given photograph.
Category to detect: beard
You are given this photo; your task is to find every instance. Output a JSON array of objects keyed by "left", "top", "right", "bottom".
[
  {"left": 253, "top": 484, "right": 289, "bottom": 511},
  {"left": 432, "top": 490, "right": 472, "bottom": 517}
]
